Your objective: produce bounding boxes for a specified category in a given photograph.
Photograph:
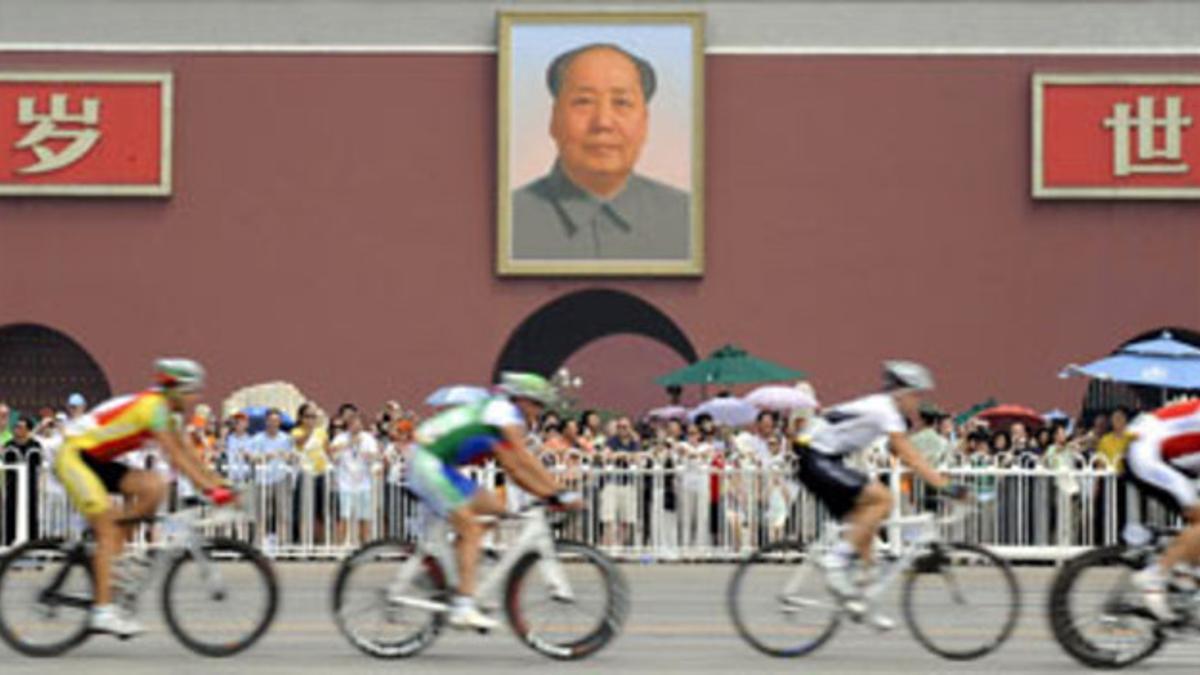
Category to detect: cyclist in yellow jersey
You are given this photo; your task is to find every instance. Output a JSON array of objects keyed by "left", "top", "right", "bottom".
[{"left": 55, "top": 358, "right": 233, "bottom": 638}]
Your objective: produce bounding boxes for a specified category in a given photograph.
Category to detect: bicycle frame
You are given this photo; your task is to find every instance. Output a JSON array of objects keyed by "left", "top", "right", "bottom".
[
  {"left": 389, "top": 506, "right": 573, "bottom": 613},
  {"left": 782, "top": 500, "right": 981, "bottom": 613},
  {"left": 43, "top": 504, "right": 244, "bottom": 612}
]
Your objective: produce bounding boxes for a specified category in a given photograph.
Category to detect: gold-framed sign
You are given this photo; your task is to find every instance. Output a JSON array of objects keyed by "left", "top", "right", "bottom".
[{"left": 0, "top": 72, "right": 172, "bottom": 197}]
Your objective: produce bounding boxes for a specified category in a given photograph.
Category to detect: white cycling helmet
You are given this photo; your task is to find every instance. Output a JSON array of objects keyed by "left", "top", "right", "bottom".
[
  {"left": 497, "top": 371, "right": 557, "bottom": 406},
  {"left": 155, "top": 358, "right": 206, "bottom": 392},
  {"left": 882, "top": 360, "right": 935, "bottom": 392}
]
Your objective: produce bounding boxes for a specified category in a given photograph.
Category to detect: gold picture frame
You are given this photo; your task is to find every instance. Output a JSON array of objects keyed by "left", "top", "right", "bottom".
[{"left": 497, "top": 11, "right": 705, "bottom": 276}]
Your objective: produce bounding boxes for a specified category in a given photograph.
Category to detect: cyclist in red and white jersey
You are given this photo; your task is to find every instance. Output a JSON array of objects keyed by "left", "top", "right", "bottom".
[{"left": 1127, "top": 399, "right": 1200, "bottom": 620}]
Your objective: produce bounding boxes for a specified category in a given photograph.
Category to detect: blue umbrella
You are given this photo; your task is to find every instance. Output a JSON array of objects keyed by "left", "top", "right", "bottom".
[
  {"left": 1061, "top": 331, "right": 1200, "bottom": 389},
  {"left": 1042, "top": 409, "right": 1071, "bottom": 422},
  {"left": 240, "top": 406, "right": 295, "bottom": 434},
  {"left": 426, "top": 385, "right": 491, "bottom": 407}
]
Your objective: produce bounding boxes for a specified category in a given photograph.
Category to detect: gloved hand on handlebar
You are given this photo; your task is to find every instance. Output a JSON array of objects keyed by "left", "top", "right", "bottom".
[
  {"left": 547, "top": 490, "right": 584, "bottom": 510},
  {"left": 204, "top": 485, "right": 237, "bottom": 507}
]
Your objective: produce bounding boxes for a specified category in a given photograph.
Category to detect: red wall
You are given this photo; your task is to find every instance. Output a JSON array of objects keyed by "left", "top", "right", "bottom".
[{"left": 2, "top": 53, "right": 1198, "bottom": 413}]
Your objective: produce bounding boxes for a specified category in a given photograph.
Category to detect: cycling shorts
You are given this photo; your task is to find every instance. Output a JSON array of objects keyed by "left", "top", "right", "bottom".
[
  {"left": 406, "top": 448, "right": 479, "bottom": 517},
  {"left": 54, "top": 445, "right": 131, "bottom": 517},
  {"left": 795, "top": 445, "right": 869, "bottom": 519}
]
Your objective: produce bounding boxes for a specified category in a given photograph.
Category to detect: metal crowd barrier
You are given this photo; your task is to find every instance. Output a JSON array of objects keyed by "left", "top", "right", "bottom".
[{"left": 0, "top": 448, "right": 1176, "bottom": 562}]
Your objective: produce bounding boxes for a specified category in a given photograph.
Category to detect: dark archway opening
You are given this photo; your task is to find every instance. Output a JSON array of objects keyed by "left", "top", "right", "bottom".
[
  {"left": 0, "top": 323, "right": 111, "bottom": 414},
  {"left": 492, "top": 289, "right": 697, "bottom": 383}
]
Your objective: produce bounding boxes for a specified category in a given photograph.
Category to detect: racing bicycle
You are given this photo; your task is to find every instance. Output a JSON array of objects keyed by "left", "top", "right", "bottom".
[
  {"left": 727, "top": 494, "right": 1020, "bottom": 660},
  {"left": 0, "top": 497, "right": 278, "bottom": 657},
  {"left": 332, "top": 500, "right": 629, "bottom": 660}
]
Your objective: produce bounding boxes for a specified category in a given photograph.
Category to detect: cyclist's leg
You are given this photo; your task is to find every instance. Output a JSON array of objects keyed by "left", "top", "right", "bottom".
[
  {"left": 406, "top": 450, "right": 496, "bottom": 598},
  {"left": 117, "top": 469, "right": 168, "bottom": 525},
  {"left": 1126, "top": 436, "right": 1198, "bottom": 619},
  {"left": 796, "top": 450, "right": 881, "bottom": 560},
  {"left": 846, "top": 482, "right": 892, "bottom": 566},
  {"left": 1162, "top": 506, "right": 1200, "bottom": 569},
  {"left": 55, "top": 448, "right": 120, "bottom": 605},
  {"left": 447, "top": 489, "right": 504, "bottom": 597}
]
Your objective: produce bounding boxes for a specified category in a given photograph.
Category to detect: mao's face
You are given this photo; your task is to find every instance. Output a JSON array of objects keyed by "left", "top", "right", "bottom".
[{"left": 551, "top": 48, "right": 649, "bottom": 187}]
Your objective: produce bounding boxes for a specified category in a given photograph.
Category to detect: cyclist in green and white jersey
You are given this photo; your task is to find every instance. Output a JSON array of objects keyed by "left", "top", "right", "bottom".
[{"left": 408, "top": 372, "right": 581, "bottom": 631}]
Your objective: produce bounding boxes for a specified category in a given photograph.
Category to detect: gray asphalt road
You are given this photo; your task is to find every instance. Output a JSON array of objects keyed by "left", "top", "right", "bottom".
[{"left": 3, "top": 562, "right": 1200, "bottom": 674}]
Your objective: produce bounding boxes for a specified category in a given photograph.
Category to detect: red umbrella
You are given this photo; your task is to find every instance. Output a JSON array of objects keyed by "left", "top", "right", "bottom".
[{"left": 975, "top": 404, "right": 1043, "bottom": 430}]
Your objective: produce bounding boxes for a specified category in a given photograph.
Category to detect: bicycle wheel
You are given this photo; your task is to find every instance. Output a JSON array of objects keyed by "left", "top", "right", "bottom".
[
  {"left": 161, "top": 537, "right": 278, "bottom": 657},
  {"left": 901, "top": 542, "right": 1020, "bottom": 660},
  {"left": 726, "top": 541, "right": 841, "bottom": 657},
  {"left": 332, "top": 538, "right": 446, "bottom": 659},
  {"left": 1048, "top": 545, "right": 1165, "bottom": 669},
  {"left": 505, "top": 540, "right": 629, "bottom": 660},
  {"left": 0, "top": 539, "right": 93, "bottom": 657}
]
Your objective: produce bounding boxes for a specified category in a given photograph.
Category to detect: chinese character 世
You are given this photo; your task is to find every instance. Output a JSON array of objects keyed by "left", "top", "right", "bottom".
[
  {"left": 1103, "top": 95, "right": 1193, "bottom": 177},
  {"left": 14, "top": 93, "right": 102, "bottom": 174}
]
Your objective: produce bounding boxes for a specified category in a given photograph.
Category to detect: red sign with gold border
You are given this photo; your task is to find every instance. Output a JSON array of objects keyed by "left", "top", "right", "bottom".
[
  {"left": 0, "top": 73, "right": 172, "bottom": 196},
  {"left": 1034, "top": 73, "right": 1200, "bottom": 199}
]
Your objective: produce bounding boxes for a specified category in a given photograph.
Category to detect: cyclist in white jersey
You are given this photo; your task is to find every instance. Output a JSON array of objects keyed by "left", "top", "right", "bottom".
[
  {"left": 1125, "top": 399, "right": 1200, "bottom": 621},
  {"left": 794, "top": 361, "right": 964, "bottom": 629}
]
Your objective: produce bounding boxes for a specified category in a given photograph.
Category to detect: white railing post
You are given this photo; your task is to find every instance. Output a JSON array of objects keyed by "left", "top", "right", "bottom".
[
  {"left": 14, "top": 462, "right": 29, "bottom": 545},
  {"left": 887, "top": 459, "right": 902, "bottom": 553}
]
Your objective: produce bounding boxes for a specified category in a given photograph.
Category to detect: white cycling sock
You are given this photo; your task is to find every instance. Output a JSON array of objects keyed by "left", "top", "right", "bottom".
[{"left": 832, "top": 540, "right": 856, "bottom": 560}]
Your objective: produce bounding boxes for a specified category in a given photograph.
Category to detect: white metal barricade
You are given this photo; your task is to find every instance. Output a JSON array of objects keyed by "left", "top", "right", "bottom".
[{"left": 0, "top": 448, "right": 1172, "bottom": 562}]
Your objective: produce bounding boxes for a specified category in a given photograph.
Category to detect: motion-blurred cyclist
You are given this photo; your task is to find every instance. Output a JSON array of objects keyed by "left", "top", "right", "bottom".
[
  {"left": 407, "top": 372, "right": 581, "bottom": 631},
  {"left": 792, "top": 360, "right": 964, "bottom": 629},
  {"left": 54, "top": 359, "right": 234, "bottom": 637},
  {"left": 1125, "top": 400, "right": 1200, "bottom": 621}
]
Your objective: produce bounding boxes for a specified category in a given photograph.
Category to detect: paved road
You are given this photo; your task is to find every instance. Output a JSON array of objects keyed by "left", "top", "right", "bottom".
[{"left": 3, "top": 562, "right": 1200, "bottom": 674}]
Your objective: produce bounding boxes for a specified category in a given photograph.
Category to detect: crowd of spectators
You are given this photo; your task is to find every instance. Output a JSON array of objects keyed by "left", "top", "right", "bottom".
[{"left": 0, "top": 389, "right": 1160, "bottom": 551}]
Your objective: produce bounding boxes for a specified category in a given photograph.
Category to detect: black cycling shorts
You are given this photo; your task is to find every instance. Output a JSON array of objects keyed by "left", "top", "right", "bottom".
[
  {"left": 795, "top": 446, "right": 869, "bottom": 518},
  {"left": 80, "top": 451, "right": 130, "bottom": 493}
]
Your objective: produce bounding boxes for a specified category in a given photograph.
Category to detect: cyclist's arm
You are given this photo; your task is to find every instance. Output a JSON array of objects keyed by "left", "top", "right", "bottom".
[
  {"left": 492, "top": 425, "right": 562, "bottom": 498},
  {"left": 155, "top": 429, "right": 225, "bottom": 492},
  {"left": 887, "top": 432, "right": 949, "bottom": 489}
]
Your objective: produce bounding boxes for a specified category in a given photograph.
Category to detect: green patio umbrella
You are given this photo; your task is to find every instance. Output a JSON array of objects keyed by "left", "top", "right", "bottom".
[
  {"left": 953, "top": 398, "right": 998, "bottom": 426},
  {"left": 656, "top": 344, "right": 806, "bottom": 387}
]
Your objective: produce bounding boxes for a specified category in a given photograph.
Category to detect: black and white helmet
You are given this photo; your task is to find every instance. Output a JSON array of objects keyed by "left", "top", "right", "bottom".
[{"left": 882, "top": 360, "right": 935, "bottom": 392}]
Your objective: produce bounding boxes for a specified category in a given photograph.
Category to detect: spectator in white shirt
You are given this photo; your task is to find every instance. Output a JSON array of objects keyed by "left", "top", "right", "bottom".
[
  {"left": 34, "top": 413, "right": 71, "bottom": 536},
  {"left": 252, "top": 409, "right": 295, "bottom": 551},
  {"left": 330, "top": 410, "right": 379, "bottom": 546},
  {"left": 735, "top": 411, "right": 780, "bottom": 464},
  {"left": 223, "top": 412, "right": 255, "bottom": 485},
  {"left": 252, "top": 410, "right": 295, "bottom": 486}
]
